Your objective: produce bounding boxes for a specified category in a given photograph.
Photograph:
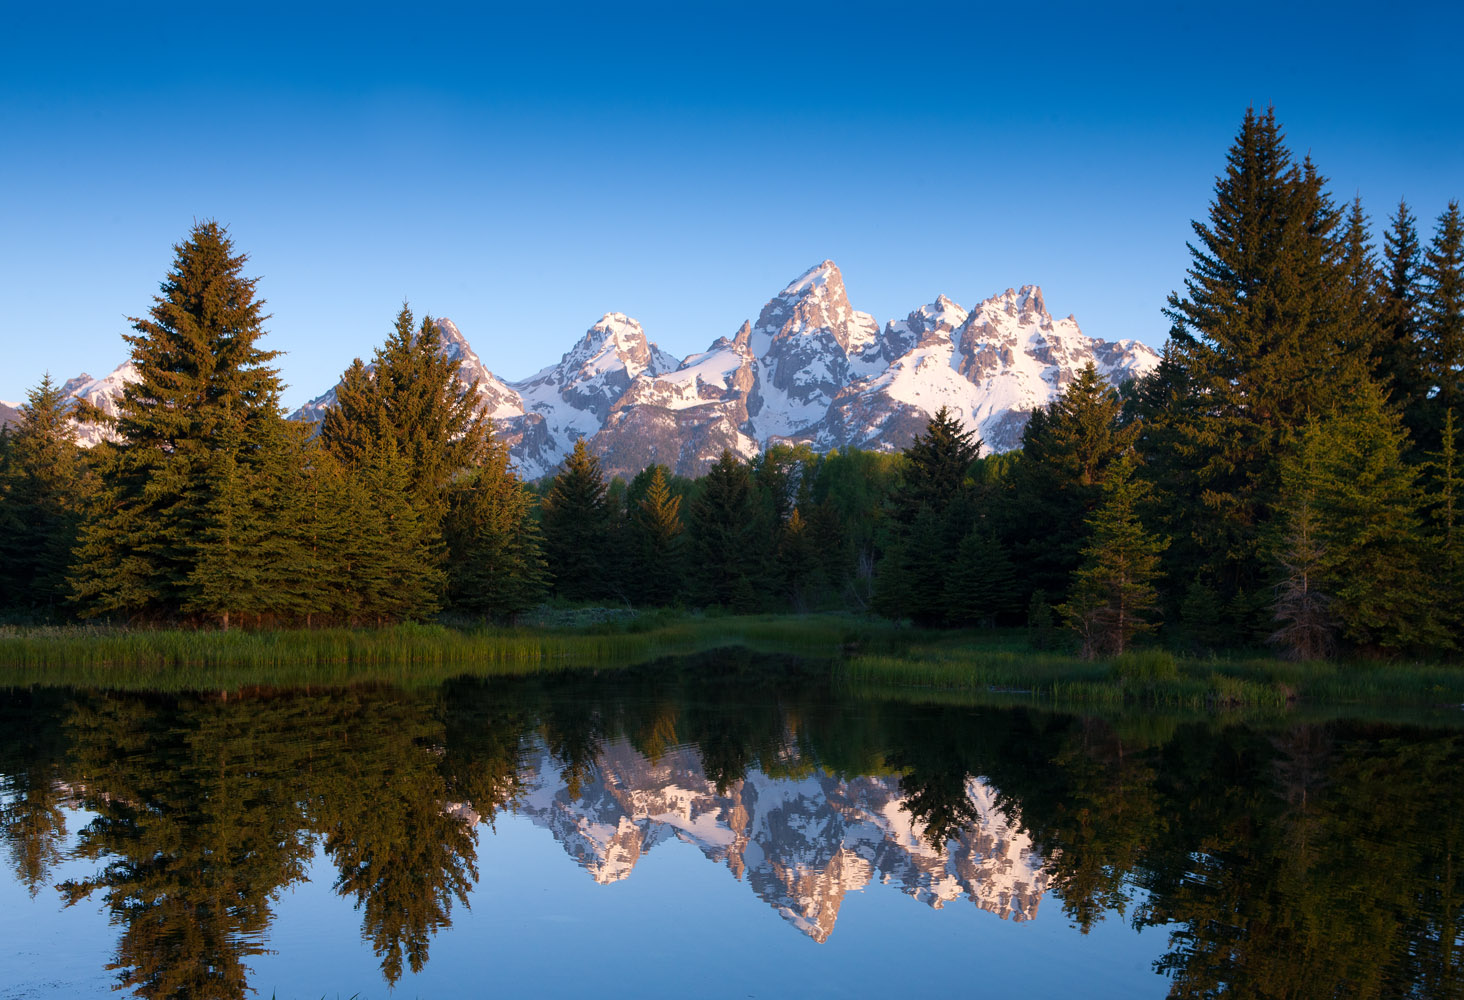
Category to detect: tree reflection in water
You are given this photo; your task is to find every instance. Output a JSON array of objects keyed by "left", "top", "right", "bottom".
[{"left": 0, "top": 652, "right": 1460, "bottom": 998}]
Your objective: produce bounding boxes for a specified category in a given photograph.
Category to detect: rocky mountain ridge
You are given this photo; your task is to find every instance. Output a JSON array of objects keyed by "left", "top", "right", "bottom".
[{"left": 15, "top": 261, "right": 1159, "bottom": 477}]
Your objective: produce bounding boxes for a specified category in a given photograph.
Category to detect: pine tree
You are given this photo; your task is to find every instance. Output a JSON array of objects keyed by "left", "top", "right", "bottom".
[
  {"left": 443, "top": 441, "right": 548, "bottom": 622},
  {"left": 350, "top": 441, "right": 444, "bottom": 624},
  {"left": 69, "top": 222, "right": 287, "bottom": 621},
  {"left": 322, "top": 304, "right": 488, "bottom": 526},
  {"left": 1419, "top": 201, "right": 1464, "bottom": 452},
  {"left": 875, "top": 407, "right": 981, "bottom": 624},
  {"left": 1004, "top": 361, "right": 1136, "bottom": 602},
  {"left": 0, "top": 375, "right": 91, "bottom": 616},
  {"left": 1154, "top": 107, "right": 1369, "bottom": 626},
  {"left": 1422, "top": 409, "right": 1463, "bottom": 643},
  {"left": 1059, "top": 456, "right": 1168, "bottom": 658},
  {"left": 539, "top": 439, "right": 612, "bottom": 601},
  {"left": 945, "top": 529, "right": 1018, "bottom": 627},
  {"left": 889, "top": 405, "right": 980, "bottom": 526},
  {"left": 1294, "top": 382, "right": 1444, "bottom": 654},
  {"left": 1378, "top": 199, "right": 1429, "bottom": 437},
  {"left": 627, "top": 464, "right": 685, "bottom": 607},
  {"left": 687, "top": 450, "right": 758, "bottom": 609},
  {"left": 1268, "top": 419, "right": 1338, "bottom": 660}
]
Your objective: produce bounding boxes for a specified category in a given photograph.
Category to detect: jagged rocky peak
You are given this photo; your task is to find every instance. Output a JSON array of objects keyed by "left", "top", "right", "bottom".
[
  {"left": 555, "top": 312, "right": 676, "bottom": 380},
  {"left": 755, "top": 259, "right": 879, "bottom": 357}
]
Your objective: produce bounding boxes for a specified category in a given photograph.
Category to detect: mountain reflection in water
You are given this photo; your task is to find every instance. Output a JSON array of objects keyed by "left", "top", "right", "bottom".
[
  {"left": 507, "top": 739, "right": 1045, "bottom": 940},
  {"left": 1, "top": 650, "right": 1463, "bottom": 999}
]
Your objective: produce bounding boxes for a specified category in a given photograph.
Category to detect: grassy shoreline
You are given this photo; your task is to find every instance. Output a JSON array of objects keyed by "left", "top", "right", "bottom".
[{"left": 1, "top": 615, "right": 1461, "bottom": 714}]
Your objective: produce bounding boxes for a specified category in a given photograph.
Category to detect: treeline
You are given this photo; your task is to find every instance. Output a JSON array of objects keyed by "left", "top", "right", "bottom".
[{"left": 0, "top": 107, "right": 1460, "bottom": 660}]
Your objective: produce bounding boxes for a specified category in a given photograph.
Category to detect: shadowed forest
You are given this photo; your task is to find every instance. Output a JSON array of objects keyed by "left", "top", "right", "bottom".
[{"left": 1, "top": 107, "right": 1461, "bottom": 663}]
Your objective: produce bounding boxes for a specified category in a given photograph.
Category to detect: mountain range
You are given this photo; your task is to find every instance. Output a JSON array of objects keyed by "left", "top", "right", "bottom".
[{"left": 2, "top": 261, "right": 1159, "bottom": 479}]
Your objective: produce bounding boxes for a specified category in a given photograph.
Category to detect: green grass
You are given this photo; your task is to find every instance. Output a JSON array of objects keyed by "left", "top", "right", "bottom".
[
  {"left": 0, "top": 614, "right": 883, "bottom": 692},
  {"left": 5, "top": 615, "right": 1461, "bottom": 716},
  {"left": 838, "top": 629, "right": 1464, "bottom": 713}
]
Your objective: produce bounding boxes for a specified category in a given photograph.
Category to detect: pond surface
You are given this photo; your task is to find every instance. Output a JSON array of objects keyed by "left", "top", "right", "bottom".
[{"left": 1, "top": 651, "right": 1461, "bottom": 999}]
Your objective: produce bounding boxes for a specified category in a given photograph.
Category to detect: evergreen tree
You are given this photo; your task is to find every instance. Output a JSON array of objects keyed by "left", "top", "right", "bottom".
[
  {"left": 1423, "top": 410, "right": 1464, "bottom": 639},
  {"left": 1003, "top": 361, "right": 1136, "bottom": 602},
  {"left": 349, "top": 441, "right": 444, "bottom": 624},
  {"left": 1154, "top": 108, "right": 1369, "bottom": 627},
  {"left": 945, "top": 529, "right": 1017, "bottom": 627},
  {"left": 889, "top": 405, "right": 980, "bottom": 526},
  {"left": 443, "top": 441, "right": 548, "bottom": 621},
  {"left": 1378, "top": 199, "right": 1429, "bottom": 437},
  {"left": 1269, "top": 420, "right": 1338, "bottom": 660},
  {"left": 1419, "top": 201, "right": 1464, "bottom": 451},
  {"left": 1059, "top": 456, "right": 1168, "bottom": 658},
  {"left": 0, "top": 375, "right": 91, "bottom": 616},
  {"left": 1290, "top": 382, "right": 1444, "bottom": 654},
  {"left": 875, "top": 407, "right": 981, "bottom": 624},
  {"left": 539, "top": 439, "right": 613, "bottom": 600},
  {"left": 322, "top": 303, "right": 488, "bottom": 528},
  {"left": 687, "top": 450, "right": 759, "bottom": 609},
  {"left": 69, "top": 222, "right": 288, "bottom": 621},
  {"left": 626, "top": 464, "right": 685, "bottom": 606}
]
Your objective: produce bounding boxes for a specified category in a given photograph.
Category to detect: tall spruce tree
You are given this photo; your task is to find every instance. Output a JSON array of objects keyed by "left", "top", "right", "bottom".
[
  {"left": 70, "top": 222, "right": 288, "bottom": 621},
  {"left": 539, "top": 439, "right": 612, "bottom": 601},
  {"left": 443, "top": 441, "right": 548, "bottom": 621},
  {"left": 1378, "top": 199, "right": 1429, "bottom": 437},
  {"left": 1418, "top": 201, "right": 1464, "bottom": 451},
  {"left": 0, "top": 375, "right": 91, "bottom": 617},
  {"left": 1154, "top": 108, "right": 1369, "bottom": 629}
]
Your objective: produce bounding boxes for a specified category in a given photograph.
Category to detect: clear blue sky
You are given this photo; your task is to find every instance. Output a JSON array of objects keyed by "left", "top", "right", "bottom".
[{"left": 3, "top": 1, "right": 1460, "bottom": 409}]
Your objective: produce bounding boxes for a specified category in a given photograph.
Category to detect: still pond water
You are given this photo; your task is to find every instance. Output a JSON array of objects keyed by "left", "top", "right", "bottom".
[{"left": 1, "top": 651, "right": 1461, "bottom": 999}]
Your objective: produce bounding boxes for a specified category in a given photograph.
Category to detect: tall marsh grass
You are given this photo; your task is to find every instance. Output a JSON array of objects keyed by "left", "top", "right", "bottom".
[
  {"left": 839, "top": 635, "right": 1464, "bottom": 713},
  {"left": 0, "top": 615, "right": 876, "bottom": 692}
]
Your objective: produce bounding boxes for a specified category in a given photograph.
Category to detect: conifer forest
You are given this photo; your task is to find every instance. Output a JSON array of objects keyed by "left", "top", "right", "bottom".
[{"left": 2, "top": 107, "right": 1461, "bottom": 665}]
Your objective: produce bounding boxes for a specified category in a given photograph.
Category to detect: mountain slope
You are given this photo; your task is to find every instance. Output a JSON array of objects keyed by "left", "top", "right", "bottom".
[{"left": 35, "top": 261, "right": 1159, "bottom": 478}]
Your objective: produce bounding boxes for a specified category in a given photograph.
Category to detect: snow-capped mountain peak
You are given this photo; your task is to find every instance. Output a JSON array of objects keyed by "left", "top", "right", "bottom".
[{"left": 38, "top": 262, "right": 1159, "bottom": 480}]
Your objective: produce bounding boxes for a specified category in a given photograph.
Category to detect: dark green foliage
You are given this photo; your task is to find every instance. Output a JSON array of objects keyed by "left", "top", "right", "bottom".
[
  {"left": 874, "top": 407, "right": 982, "bottom": 625},
  {"left": 0, "top": 375, "right": 92, "bottom": 616},
  {"left": 1176, "top": 579, "right": 1226, "bottom": 654},
  {"left": 625, "top": 464, "right": 685, "bottom": 606},
  {"left": 1059, "top": 456, "right": 1168, "bottom": 658},
  {"left": 687, "top": 450, "right": 759, "bottom": 609},
  {"left": 444, "top": 441, "right": 549, "bottom": 621},
  {"left": 1268, "top": 426, "right": 1338, "bottom": 660},
  {"left": 322, "top": 303, "right": 488, "bottom": 524},
  {"left": 1027, "top": 590, "right": 1056, "bottom": 651},
  {"left": 1003, "top": 362, "right": 1136, "bottom": 602},
  {"left": 540, "top": 439, "right": 613, "bottom": 600},
  {"left": 1418, "top": 201, "right": 1464, "bottom": 451},
  {"left": 1378, "top": 199, "right": 1429, "bottom": 437},
  {"left": 1151, "top": 108, "right": 1372, "bottom": 626},
  {"left": 945, "top": 529, "right": 1017, "bottom": 627},
  {"left": 888, "top": 405, "right": 980, "bottom": 526},
  {"left": 1272, "top": 384, "right": 1443, "bottom": 655},
  {"left": 69, "top": 222, "right": 289, "bottom": 622},
  {"left": 1423, "top": 410, "right": 1463, "bottom": 638}
]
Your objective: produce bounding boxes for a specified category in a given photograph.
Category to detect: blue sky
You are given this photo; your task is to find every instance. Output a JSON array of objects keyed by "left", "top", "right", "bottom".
[{"left": 3, "top": 2, "right": 1461, "bottom": 409}]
